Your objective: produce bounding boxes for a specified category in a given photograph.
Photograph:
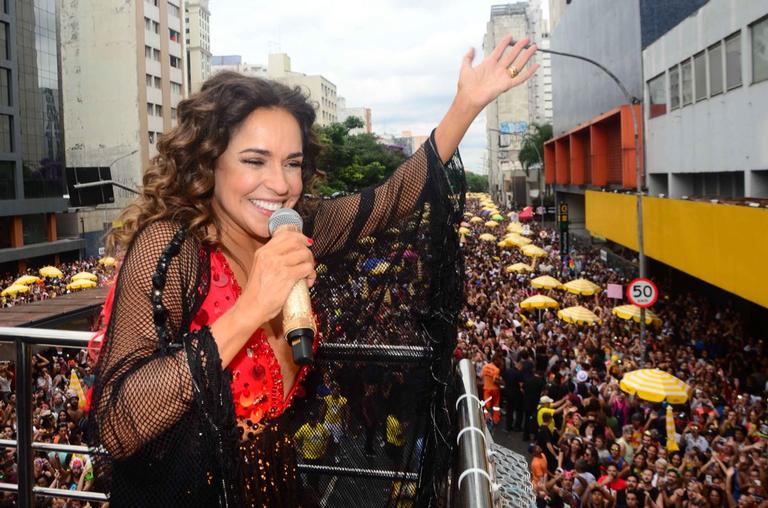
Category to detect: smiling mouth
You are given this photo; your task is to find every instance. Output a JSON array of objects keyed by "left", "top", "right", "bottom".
[{"left": 248, "top": 199, "right": 284, "bottom": 212}]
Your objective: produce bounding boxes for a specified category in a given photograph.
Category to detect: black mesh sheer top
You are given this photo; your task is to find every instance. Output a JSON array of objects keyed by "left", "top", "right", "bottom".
[{"left": 87, "top": 132, "right": 465, "bottom": 507}]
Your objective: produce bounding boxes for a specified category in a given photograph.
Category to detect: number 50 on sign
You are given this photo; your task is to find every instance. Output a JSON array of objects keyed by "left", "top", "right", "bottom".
[{"left": 627, "top": 277, "right": 658, "bottom": 308}]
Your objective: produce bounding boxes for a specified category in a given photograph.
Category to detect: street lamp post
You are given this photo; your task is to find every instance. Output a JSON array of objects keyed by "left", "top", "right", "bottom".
[{"left": 519, "top": 43, "right": 648, "bottom": 364}]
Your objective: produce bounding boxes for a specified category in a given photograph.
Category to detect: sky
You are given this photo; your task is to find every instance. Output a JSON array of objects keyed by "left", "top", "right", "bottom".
[{"left": 209, "top": 1, "right": 547, "bottom": 175}]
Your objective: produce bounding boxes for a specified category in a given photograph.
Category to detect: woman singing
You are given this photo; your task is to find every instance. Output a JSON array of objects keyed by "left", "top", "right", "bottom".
[{"left": 87, "top": 36, "right": 538, "bottom": 507}]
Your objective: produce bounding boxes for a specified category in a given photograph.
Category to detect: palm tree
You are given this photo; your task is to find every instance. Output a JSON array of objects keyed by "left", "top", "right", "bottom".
[{"left": 518, "top": 123, "right": 553, "bottom": 177}]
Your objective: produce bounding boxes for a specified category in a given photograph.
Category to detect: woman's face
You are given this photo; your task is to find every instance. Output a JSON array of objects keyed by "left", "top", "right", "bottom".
[{"left": 213, "top": 107, "right": 304, "bottom": 242}]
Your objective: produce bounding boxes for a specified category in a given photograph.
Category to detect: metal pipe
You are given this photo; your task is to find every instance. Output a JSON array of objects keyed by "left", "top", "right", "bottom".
[
  {"left": 315, "top": 343, "right": 432, "bottom": 363},
  {"left": 0, "top": 327, "right": 91, "bottom": 343},
  {"left": 16, "top": 340, "right": 32, "bottom": 507},
  {"left": 456, "top": 359, "right": 492, "bottom": 508},
  {"left": 297, "top": 463, "right": 418, "bottom": 481},
  {"left": 32, "top": 487, "right": 109, "bottom": 502}
]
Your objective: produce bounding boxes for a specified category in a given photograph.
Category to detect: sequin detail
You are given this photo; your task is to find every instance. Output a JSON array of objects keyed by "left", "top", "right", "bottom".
[{"left": 189, "top": 248, "right": 314, "bottom": 436}]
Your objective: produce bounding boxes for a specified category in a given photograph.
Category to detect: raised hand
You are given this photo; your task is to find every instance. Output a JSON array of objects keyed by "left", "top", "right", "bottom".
[{"left": 456, "top": 36, "right": 539, "bottom": 112}]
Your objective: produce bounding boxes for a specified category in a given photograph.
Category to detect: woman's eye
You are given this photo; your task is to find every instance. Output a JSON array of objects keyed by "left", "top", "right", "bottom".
[
  {"left": 243, "top": 159, "right": 264, "bottom": 167},
  {"left": 287, "top": 160, "right": 303, "bottom": 169}
]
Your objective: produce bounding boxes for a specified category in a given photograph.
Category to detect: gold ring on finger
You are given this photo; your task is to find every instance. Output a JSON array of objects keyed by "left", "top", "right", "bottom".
[{"left": 508, "top": 66, "right": 519, "bottom": 78}]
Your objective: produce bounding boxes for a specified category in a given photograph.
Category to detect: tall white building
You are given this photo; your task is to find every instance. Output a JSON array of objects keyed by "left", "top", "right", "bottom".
[
  {"left": 185, "top": 0, "right": 211, "bottom": 93},
  {"left": 267, "top": 54, "right": 338, "bottom": 126},
  {"left": 484, "top": 3, "right": 534, "bottom": 208},
  {"left": 528, "top": 0, "right": 553, "bottom": 125},
  {"left": 59, "top": 0, "right": 186, "bottom": 243}
]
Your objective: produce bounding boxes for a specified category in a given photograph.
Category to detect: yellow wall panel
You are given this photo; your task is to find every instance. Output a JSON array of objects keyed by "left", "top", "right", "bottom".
[{"left": 585, "top": 190, "right": 768, "bottom": 308}]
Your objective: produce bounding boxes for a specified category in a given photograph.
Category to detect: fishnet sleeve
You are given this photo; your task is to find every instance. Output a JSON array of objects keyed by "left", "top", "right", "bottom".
[
  {"left": 308, "top": 131, "right": 461, "bottom": 257},
  {"left": 88, "top": 221, "right": 199, "bottom": 460}
]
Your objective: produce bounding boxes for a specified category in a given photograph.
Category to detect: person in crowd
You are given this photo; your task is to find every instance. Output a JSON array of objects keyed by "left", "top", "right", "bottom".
[{"left": 294, "top": 410, "right": 329, "bottom": 496}]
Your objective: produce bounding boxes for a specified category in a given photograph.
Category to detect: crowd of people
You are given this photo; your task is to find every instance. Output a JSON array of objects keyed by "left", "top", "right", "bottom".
[
  {"left": 0, "top": 347, "right": 98, "bottom": 507},
  {"left": 457, "top": 196, "right": 767, "bottom": 507},
  {"left": 1, "top": 259, "right": 113, "bottom": 308}
]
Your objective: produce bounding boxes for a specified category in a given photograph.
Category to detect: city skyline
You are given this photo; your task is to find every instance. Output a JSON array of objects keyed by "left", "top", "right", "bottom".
[{"left": 209, "top": 0, "right": 548, "bottom": 174}]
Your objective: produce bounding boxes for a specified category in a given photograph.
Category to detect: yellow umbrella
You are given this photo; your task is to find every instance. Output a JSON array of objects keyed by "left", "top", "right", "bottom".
[
  {"left": 666, "top": 406, "right": 679, "bottom": 452},
  {"left": 497, "top": 240, "right": 513, "bottom": 249},
  {"left": 506, "top": 262, "right": 533, "bottom": 273},
  {"left": 463, "top": 212, "right": 473, "bottom": 218},
  {"left": 469, "top": 216, "right": 483, "bottom": 224},
  {"left": 506, "top": 222, "right": 524, "bottom": 234},
  {"left": 612, "top": 304, "right": 662, "bottom": 326},
  {"left": 66, "top": 279, "right": 97, "bottom": 290},
  {"left": 98, "top": 256, "right": 117, "bottom": 267},
  {"left": 14, "top": 275, "right": 41, "bottom": 285},
  {"left": 71, "top": 272, "right": 98, "bottom": 282},
  {"left": 39, "top": 266, "right": 64, "bottom": 278},
  {"left": 563, "top": 278, "right": 602, "bottom": 296},
  {"left": 531, "top": 275, "right": 562, "bottom": 290},
  {"left": 458, "top": 226, "right": 471, "bottom": 235},
  {"left": 557, "top": 305, "right": 601, "bottom": 325},
  {"left": 619, "top": 368, "right": 690, "bottom": 404},
  {"left": 520, "top": 244, "right": 547, "bottom": 258},
  {"left": 520, "top": 295, "right": 559, "bottom": 310},
  {"left": 478, "top": 233, "right": 497, "bottom": 242},
  {"left": 504, "top": 233, "right": 532, "bottom": 247},
  {"left": 484, "top": 220, "right": 499, "bottom": 228},
  {"left": 1, "top": 284, "right": 31, "bottom": 297}
]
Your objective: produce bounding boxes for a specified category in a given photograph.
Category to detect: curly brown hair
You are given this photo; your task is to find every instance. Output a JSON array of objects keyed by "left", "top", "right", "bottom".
[{"left": 108, "top": 71, "right": 322, "bottom": 251}]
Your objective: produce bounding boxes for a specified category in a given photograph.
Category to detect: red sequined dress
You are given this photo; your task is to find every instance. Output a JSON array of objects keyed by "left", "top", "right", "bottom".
[{"left": 190, "top": 248, "right": 315, "bottom": 507}]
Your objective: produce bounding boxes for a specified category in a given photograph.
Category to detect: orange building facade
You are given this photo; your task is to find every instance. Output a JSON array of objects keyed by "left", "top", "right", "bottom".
[{"left": 544, "top": 104, "right": 644, "bottom": 190}]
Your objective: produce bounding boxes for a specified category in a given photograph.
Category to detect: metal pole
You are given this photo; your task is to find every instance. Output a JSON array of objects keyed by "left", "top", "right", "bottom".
[
  {"left": 16, "top": 338, "right": 32, "bottom": 508},
  {"left": 518, "top": 43, "right": 648, "bottom": 362},
  {"left": 456, "top": 359, "right": 493, "bottom": 508}
]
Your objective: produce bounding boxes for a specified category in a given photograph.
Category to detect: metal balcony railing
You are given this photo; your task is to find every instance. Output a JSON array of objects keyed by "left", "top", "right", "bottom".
[
  {"left": 0, "top": 327, "right": 535, "bottom": 507},
  {"left": 0, "top": 326, "right": 108, "bottom": 506}
]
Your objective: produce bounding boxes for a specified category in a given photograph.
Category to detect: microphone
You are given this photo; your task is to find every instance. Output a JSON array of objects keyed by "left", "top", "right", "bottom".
[{"left": 268, "top": 208, "right": 316, "bottom": 366}]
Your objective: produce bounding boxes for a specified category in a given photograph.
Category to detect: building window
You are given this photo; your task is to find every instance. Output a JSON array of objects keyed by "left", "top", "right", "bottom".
[
  {"left": 693, "top": 51, "right": 707, "bottom": 101},
  {"left": 153, "top": 48, "right": 161, "bottom": 61},
  {"left": 669, "top": 65, "right": 680, "bottom": 110},
  {"left": 169, "top": 29, "right": 180, "bottom": 42},
  {"left": 147, "top": 103, "right": 154, "bottom": 115},
  {"left": 0, "top": 68, "right": 9, "bottom": 107},
  {"left": 170, "top": 107, "right": 177, "bottom": 119},
  {"left": 155, "top": 104, "right": 163, "bottom": 116},
  {"left": 167, "top": 2, "right": 180, "bottom": 17},
  {"left": 144, "top": 17, "right": 151, "bottom": 31},
  {"left": 154, "top": 76, "right": 161, "bottom": 88},
  {"left": 145, "top": 73, "right": 153, "bottom": 86},
  {"left": 170, "top": 56, "right": 181, "bottom": 68},
  {"left": 0, "top": 161, "right": 13, "bottom": 199},
  {"left": 681, "top": 59, "right": 693, "bottom": 106},
  {"left": 0, "top": 114, "right": 11, "bottom": 152},
  {"left": 145, "top": 45, "right": 152, "bottom": 59},
  {"left": 148, "top": 131, "right": 156, "bottom": 144},
  {"left": 170, "top": 81, "right": 182, "bottom": 95},
  {"left": 725, "top": 31, "right": 742, "bottom": 90},
  {"left": 648, "top": 73, "right": 666, "bottom": 118},
  {"left": 152, "top": 21, "right": 160, "bottom": 34},
  {"left": 750, "top": 16, "right": 768, "bottom": 84},
  {"left": 0, "top": 22, "right": 7, "bottom": 61},
  {"left": 708, "top": 41, "right": 724, "bottom": 96}
]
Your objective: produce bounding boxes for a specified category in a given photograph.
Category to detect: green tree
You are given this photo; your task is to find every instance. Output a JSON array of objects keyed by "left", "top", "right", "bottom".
[
  {"left": 518, "top": 123, "right": 553, "bottom": 176},
  {"left": 313, "top": 120, "right": 405, "bottom": 195},
  {"left": 465, "top": 172, "right": 488, "bottom": 193}
]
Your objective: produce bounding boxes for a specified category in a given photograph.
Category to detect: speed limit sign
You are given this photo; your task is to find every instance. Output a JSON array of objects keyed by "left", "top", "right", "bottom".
[{"left": 627, "top": 277, "right": 658, "bottom": 308}]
